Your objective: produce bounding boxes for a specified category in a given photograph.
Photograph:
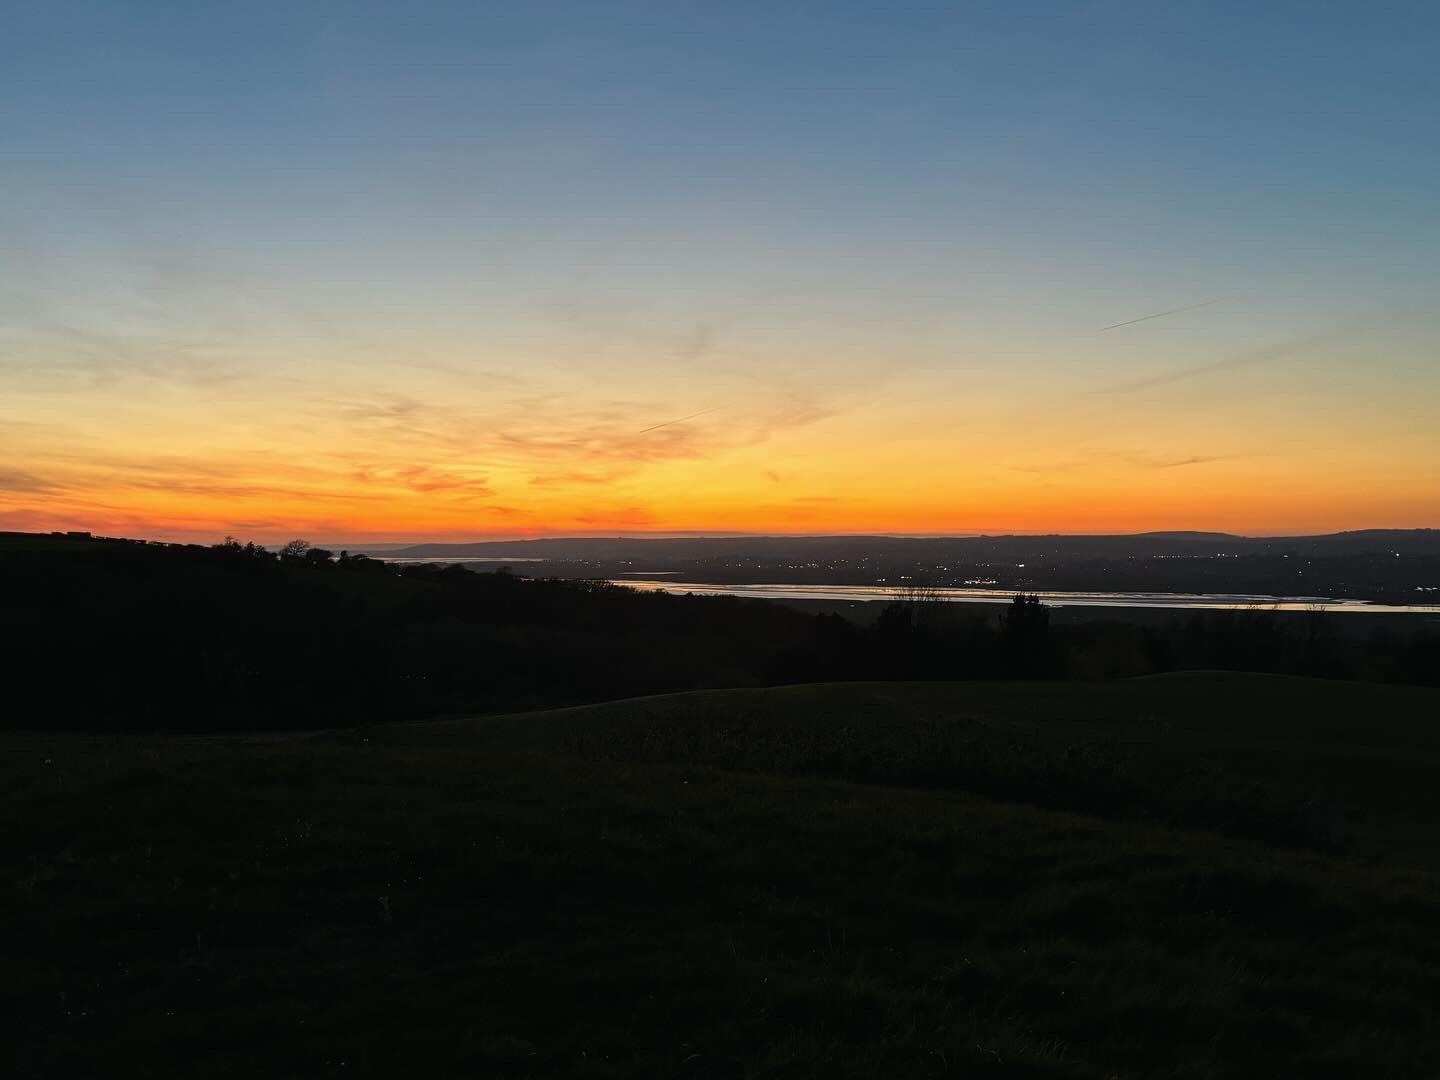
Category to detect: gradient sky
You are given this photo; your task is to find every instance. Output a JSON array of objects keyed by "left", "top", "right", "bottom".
[{"left": 3, "top": 1, "right": 1438, "bottom": 541}]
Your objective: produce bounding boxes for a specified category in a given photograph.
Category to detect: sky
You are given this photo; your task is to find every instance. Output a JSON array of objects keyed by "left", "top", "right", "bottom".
[{"left": 3, "top": 1, "right": 1438, "bottom": 541}]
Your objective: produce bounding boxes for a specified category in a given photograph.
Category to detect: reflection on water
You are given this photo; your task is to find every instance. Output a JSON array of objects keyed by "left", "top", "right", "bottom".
[{"left": 609, "top": 580, "right": 1440, "bottom": 615}]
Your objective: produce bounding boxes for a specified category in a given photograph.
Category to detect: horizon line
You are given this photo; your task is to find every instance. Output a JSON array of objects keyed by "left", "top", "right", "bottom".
[{"left": 16, "top": 525, "right": 1437, "bottom": 548}]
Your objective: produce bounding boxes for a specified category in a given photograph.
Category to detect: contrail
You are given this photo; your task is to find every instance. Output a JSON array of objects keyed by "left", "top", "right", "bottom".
[
  {"left": 1099, "top": 299, "right": 1219, "bottom": 332},
  {"left": 635, "top": 407, "right": 720, "bottom": 435},
  {"left": 1096, "top": 322, "right": 1366, "bottom": 394}
]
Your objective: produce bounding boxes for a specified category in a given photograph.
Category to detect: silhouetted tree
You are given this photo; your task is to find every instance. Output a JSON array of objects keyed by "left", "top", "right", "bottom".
[
  {"left": 999, "top": 593, "right": 1052, "bottom": 678},
  {"left": 278, "top": 539, "right": 311, "bottom": 559},
  {"left": 872, "top": 601, "right": 918, "bottom": 678}
]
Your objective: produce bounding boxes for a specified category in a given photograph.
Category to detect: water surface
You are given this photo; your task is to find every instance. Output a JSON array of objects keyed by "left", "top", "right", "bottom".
[{"left": 608, "top": 580, "right": 1440, "bottom": 615}]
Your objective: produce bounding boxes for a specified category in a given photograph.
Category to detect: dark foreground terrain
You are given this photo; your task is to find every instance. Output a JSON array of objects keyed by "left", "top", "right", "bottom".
[{"left": 7, "top": 674, "right": 1440, "bottom": 1077}]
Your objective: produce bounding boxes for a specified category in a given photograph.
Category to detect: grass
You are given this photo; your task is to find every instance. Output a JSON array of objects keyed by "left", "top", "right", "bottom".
[
  {"left": 471, "top": 673, "right": 1440, "bottom": 867},
  {"left": 5, "top": 673, "right": 1440, "bottom": 1077}
]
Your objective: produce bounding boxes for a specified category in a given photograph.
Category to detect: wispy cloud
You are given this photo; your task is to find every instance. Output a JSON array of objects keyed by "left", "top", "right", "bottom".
[
  {"left": 0, "top": 323, "right": 247, "bottom": 390},
  {"left": 0, "top": 468, "right": 60, "bottom": 493},
  {"left": 121, "top": 476, "right": 383, "bottom": 503},
  {"left": 1145, "top": 454, "right": 1234, "bottom": 469},
  {"left": 1008, "top": 449, "right": 1238, "bottom": 474},
  {"left": 540, "top": 295, "right": 731, "bottom": 368},
  {"left": 1095, "top": 323, "right": 1367, "bottom": 394},
  {"left": 319, "top": 384, "right": 831, "bottom": 479},
  {"left": 668, "top": 322, "right": 720, "bottom": 361},
  {"left": 350, "top": 464, "right": 493, "bottom": 498},
  {"left": 528, "top": 470, "right": 625, "bottom": 487}
]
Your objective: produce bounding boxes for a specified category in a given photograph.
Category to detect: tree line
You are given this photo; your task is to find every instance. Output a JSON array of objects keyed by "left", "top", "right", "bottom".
[{"left": 2, "top": 532, "right": 1435, "bottom": 731}]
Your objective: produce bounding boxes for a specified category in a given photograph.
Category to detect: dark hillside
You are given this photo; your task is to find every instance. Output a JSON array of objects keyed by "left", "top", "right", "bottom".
[
  {"left": 470, "top": 675, "right": 1440, "bottom": 867},
  {"left": 7, "top": 678, "right": 1440, "bottom": 1077},
  {"left": 4, "top": 532, "right": 1437, "bottom": 733},
  {"left": 0, "top": 533, "right": 836, "bottom": 731}
]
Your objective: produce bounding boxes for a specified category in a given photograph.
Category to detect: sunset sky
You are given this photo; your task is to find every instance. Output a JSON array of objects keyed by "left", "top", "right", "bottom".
[{"left": 3, "top": 2, "right": 1438, "bottom": 541}]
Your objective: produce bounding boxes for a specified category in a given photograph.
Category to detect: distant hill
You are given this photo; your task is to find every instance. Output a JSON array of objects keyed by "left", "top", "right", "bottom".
[
  {"left": 1132, "top": 530, "right": 1242, "bottom": 541},
  {"left": 374, "top": 529, "right": 1440, "bottom": 560},
  {"left": 1270, "top": 528, "right": 1440, "bottom": 553}
]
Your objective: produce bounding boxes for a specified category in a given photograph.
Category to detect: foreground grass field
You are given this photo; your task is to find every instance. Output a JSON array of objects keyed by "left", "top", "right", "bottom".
[
  {"left": 475, "top": 673, "right": 1440, "bottom": 868},
  {"left": 5, "top": 673, "right": 1440, "bottom": 1076}
]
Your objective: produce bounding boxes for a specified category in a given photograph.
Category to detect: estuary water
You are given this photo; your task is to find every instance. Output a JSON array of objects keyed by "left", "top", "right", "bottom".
[{"left": 606, "top": 579, "right": 1440, "bottom": 615}]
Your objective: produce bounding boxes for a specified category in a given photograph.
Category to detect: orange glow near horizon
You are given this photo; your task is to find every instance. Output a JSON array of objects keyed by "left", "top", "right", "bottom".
[{"left": 6, "top": 352, "right": 1437, "bottom": 543}]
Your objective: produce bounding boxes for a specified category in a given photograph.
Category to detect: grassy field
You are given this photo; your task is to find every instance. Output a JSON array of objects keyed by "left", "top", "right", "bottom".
[
  {"left": 5, "top": 673, "right": 1440, "bottom": 1077},
  {"left": 473, "top": 673, "right": 1440, "bottom": 867}
]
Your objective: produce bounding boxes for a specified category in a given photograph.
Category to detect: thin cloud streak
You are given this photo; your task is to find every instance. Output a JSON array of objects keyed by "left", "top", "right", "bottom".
[
  {"left": 1007, "top": 450, "right": 1239, "bottom": 475},
  {"left": 635, "top": 407, "right": 721, "bottom": 435},
  {"left": 1148, "top": 454, "right": 1234, "bottom": 469},
  {"left": 1099, "top": 300, "right": 1219, "bottom": 332},
  {"left": 1096, "top": 324, "right": 1367, "bottom": 394},
  {"left": 0, "top": 468, "right": 60, "bottom": 493}
]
